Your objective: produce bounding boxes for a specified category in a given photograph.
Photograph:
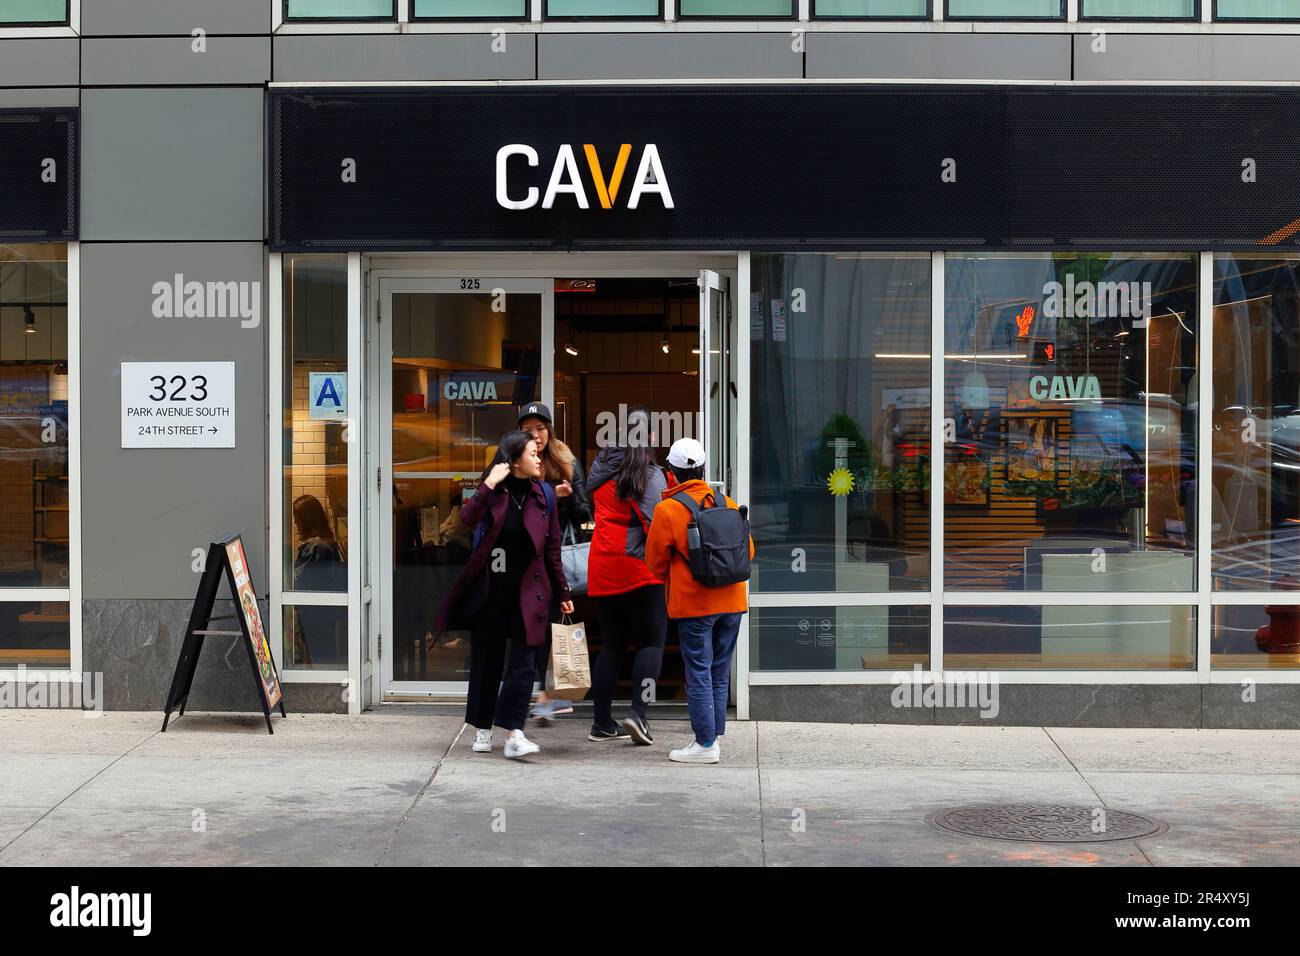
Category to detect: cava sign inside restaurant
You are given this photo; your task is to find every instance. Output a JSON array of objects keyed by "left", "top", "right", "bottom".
[{"left": 1029, "top": 374, "right": 1102, "bottom": 401}]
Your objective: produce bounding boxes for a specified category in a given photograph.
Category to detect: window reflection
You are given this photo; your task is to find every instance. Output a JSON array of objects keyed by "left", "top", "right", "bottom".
[
  {"left": 1212, "top": 604, "right": 1300, "bottom": 670},
  {"left": 1211, "top": 256, "right": 1300, "bottom": 591},
  {"left": 751, "top": 605, "right": 929, "bottom": 671},
  {"left": 944, "top": 253, "right": 1198, "bottom": 592},
  {"left": 750, "top": 253, "right": 931, "bottom": 594},
  {"left": 284, "top": 255, "right": 348, "bottom": 593},
  {"left": 945, "top": 605, "right": 1195, "bottom": 670},
  {"left": 284, "top": 605, "right": 347, "bottom": 670}
]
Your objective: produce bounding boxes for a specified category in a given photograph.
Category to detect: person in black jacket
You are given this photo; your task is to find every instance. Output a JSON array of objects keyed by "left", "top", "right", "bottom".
[
  {"left": 434, "top": 430, "right": 573, "bottom": 759},
  {"left": 518, "top": 402, "right": 592, "bottom": 536}
]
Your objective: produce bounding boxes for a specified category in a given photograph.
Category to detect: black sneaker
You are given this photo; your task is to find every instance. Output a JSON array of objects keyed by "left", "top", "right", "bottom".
[
  {"left": 588, "top": 722, "right": 630, "bottom": 742},
  {"left": 621, "top": 713, "right": 653, "bottom": 746}
]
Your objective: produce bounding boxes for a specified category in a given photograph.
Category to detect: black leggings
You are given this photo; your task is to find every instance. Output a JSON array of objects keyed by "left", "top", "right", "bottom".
[
  {"left": 466, "top": 610, "right": 535, "bottom": 733},
  {"left": 591, "top": 584, "right": 668, "bottom": 726}
]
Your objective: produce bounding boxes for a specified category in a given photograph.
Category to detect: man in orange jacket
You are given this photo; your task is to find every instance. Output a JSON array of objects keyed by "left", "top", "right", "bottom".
[{"left": 646, "top": 438, "right": 754, "bottom": 765}]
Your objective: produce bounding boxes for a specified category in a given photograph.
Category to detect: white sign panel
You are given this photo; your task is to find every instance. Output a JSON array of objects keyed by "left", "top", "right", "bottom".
[
  {"left": 309, "top": 371, "right": 347, "bottom": 420},
  {"left": 121, "top": 362, "right": 235, "bottom": 448}
]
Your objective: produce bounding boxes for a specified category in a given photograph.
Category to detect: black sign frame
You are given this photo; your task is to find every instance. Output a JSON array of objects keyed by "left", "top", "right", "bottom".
[
  {"left": 268, "top": 85, "right": 1300, "bottom": 254},
  {"left": 0, "top": 108, "right": 78, "bottom": 243},
  {"left": 162, "top": 534, "right": 287, "bottom": 735}
]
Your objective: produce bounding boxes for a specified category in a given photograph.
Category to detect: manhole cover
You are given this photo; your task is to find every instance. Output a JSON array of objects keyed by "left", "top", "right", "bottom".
[{"left": 932, "top": 804, "right": 1166, "bottom": 843}]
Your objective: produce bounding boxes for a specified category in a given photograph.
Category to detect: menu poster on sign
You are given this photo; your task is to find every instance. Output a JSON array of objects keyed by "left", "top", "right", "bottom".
[{"left": 225, "top": 537, "right": 282, "bottom": 711}]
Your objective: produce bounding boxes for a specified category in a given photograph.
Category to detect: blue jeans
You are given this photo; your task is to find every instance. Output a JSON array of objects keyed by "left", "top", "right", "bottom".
[{"left": 675, "top": 612, "right": 742, "bottom": 747}]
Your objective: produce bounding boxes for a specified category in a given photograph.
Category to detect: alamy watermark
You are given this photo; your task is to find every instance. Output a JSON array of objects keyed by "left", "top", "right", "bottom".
[
  {"left": 890, "top": 664, "right": 1000, "bottom": 719},
  {"left": 594, "top": 403, "right": 701, "bottom": 449},
  {"left": 151, "top": 273, "right": 261, "bottom": 328},
  {"left": 0, "top": 666, "right": 104, "bottom": 713}
]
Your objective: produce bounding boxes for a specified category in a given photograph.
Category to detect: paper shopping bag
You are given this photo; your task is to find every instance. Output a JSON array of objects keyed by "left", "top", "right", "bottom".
[{"left": 547, "top": 618, "right": 592, "bottom": 701}]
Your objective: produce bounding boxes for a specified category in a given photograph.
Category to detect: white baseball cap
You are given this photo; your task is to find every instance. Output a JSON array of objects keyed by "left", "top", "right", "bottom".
[{"left": 667, "top": 437, "right": 707, "bottom": 470}]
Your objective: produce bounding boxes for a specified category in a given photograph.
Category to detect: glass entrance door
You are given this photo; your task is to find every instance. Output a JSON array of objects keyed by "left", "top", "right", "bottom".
[
  {"left": 377, "top": 278, "right": 553, "bottom": 695},
  {"left": 700, "top": 270, "right": 735, "bottom": 496}
]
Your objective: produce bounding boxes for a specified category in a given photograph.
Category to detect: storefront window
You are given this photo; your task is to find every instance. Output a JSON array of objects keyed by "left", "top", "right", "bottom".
[
  {"left": 546, "top": 0, "right": 660, "bottom": 15},
  {"left": 1083, "top": 0, "right": 1196, "bottom": 16},
  {"left": 283, "top": 605, "right": 346, "bottom": 670},
  {"left": 677, "top": 0, "right": 794, "bottom": 16},
  {"left": 283, "top": 255, "right": 348, "bottom": 596},
  {"left": 1216, "top": 0, "right": 1300, "bottom": 19},
  {"left": 944, "top": 253, "right": 1198, "bottom": 592},
  {"left": 413, "top": 0, "right": 529, "bottom": 16},
  {"left": 0, "top": 245, "right": 69, "bottom": 668},
  {"left": 752, "top": 606, "right": 929, "bottom": 671},
  {"left": 0, "top": 602, "right": 69, "bottom": 668},
  {"left": 751, "top": 254, "right": 931, "bottom": 593},
  {"left": 816, "top": 0, "right": 929, "bottom": 14},
  {"left": 1211, "top": 256, "right": 1300, "bottom": 591},
  {"left": 0, "top": 1, "right": 67, "bottom": 24},
  {"left": 285, "top": 0, "right": 395, "bottom": 19},
  {"left": 945, "top": 605, "right": 1196, "bottom": 670},
  {"left": 1212, "top": 605, "right": 1300, "bottom": 669},
  {"left": 946, "top": 0, "right": 1063, "bottom": 17}
]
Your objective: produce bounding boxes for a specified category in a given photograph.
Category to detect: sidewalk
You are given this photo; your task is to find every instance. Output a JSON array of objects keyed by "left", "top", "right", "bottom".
[{"left": 2, "top": 708, "right": 1298, "bottom": 867}]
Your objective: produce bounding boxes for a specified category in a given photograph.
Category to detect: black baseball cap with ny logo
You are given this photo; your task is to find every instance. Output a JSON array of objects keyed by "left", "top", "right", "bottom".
[{"left": 518, "top": 403, "right": 553, "bottom": 426}]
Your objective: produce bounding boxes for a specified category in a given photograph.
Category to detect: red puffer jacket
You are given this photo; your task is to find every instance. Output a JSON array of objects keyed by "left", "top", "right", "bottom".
[{"left": 586, "top": 447, "right": 670, "bottom": 597}]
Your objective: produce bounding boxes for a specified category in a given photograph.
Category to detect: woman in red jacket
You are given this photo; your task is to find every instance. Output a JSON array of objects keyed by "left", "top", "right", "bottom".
[{"left": 585, "top": 408, "right": 670, "bottom": 745}]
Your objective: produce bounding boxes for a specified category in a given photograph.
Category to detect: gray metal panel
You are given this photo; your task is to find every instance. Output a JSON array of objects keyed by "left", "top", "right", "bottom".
[
  {"left": 0, "top": 39, "right": 79, "bottom": 88},
  {"left": 0, "top": 88, "right": 78, "bottom": 108},
  {"left": 273, "top": 34, "right": 536, "bottom": 83},
  {"left": 539, "top": 32, "right": 802, "bottom": 80},
  {"left": 1074, "top": 34, "right": 1300, "bottom": 82},
  {"left": 808, "top": 32, "right": 1070, "bottom": 81},
  {"left": 82, "top": 37, "right": 272, "bottom": 86},
  {"left": 79, "top": 243, "right": 268, "bottom": 601},
  {"left": 81, "top": 89, "right": 263, "bottom": 241},
  {"left": 81, "top": 0, "right": 271, "bottom": 36}
]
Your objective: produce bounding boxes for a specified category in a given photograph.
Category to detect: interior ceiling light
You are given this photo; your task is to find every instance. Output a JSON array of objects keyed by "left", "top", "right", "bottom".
[
  {"left": 23, "top": 305, "right": 36, "bottom": 334},
  {"left": 660, "top": 337, "right": 671, "bottom": 354}
]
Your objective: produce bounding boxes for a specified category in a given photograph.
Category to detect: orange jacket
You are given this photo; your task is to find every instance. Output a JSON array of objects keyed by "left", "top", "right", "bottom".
[{"left": 645, "top": 479, "right": 755, "bottom": 620}]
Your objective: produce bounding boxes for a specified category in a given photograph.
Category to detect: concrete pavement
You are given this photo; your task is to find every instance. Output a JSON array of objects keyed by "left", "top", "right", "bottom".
[{"left": 2, "top": 707, "right": 1298, "bottom": 866}]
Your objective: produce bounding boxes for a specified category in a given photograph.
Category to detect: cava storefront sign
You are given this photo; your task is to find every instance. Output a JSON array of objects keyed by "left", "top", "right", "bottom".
[
  {"left": 1030, "top": 375, "right": 1102, "bottom": 401},
  {"left": 269, "top": 86, "right": 1300, "bottom": 252}
]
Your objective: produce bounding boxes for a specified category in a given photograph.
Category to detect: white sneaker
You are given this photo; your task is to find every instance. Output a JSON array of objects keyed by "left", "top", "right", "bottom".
[
  {"left": 504, "top": 731, "right": 540, "bottom": 759},
  {"left": 471, "top": 729, "right": 492, "bottom": 753},
  {"left": 669, "top": 740, "right": 720, "bottom": 764}
]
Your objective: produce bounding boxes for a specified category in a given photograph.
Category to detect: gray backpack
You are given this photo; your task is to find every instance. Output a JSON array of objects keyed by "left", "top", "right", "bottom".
[{"left": 671, "top": 491, "right": 751, "bottom": 588}]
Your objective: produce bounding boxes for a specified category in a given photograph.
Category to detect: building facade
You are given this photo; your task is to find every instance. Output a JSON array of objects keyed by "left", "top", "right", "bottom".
[{"left": 2, "top": 0, "right": 1300, "bottom": 727}]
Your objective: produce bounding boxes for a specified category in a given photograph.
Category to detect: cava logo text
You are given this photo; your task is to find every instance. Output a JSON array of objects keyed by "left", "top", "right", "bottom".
[
  {"left": 1030, "top": 374, "right": 1102, "bottom": 401},
  {"left": 50, "top": 886, "right": 151, "bottom": 936},
  {"left": 1042, "top": 275, "right": 1153, "bottom": 326},
  {"left": 443, "top": 380, "right": 498, "bottom": 401},
  {"left": 496, "top": 144, "right": 674, "bottom": 211}
]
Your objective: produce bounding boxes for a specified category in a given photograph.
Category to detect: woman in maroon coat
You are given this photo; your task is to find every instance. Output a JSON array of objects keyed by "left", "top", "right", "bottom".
[{"left": 435, "top": 430, "right": 573, "bottom": 759}]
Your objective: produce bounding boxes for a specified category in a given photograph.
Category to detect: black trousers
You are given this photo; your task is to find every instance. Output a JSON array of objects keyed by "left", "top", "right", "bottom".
[
  {"left": 591, "top": 584, "right": 668, "bottom": 726},
  {"left": 466, "top": 608, "right": 535, "bottom": 732}
]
